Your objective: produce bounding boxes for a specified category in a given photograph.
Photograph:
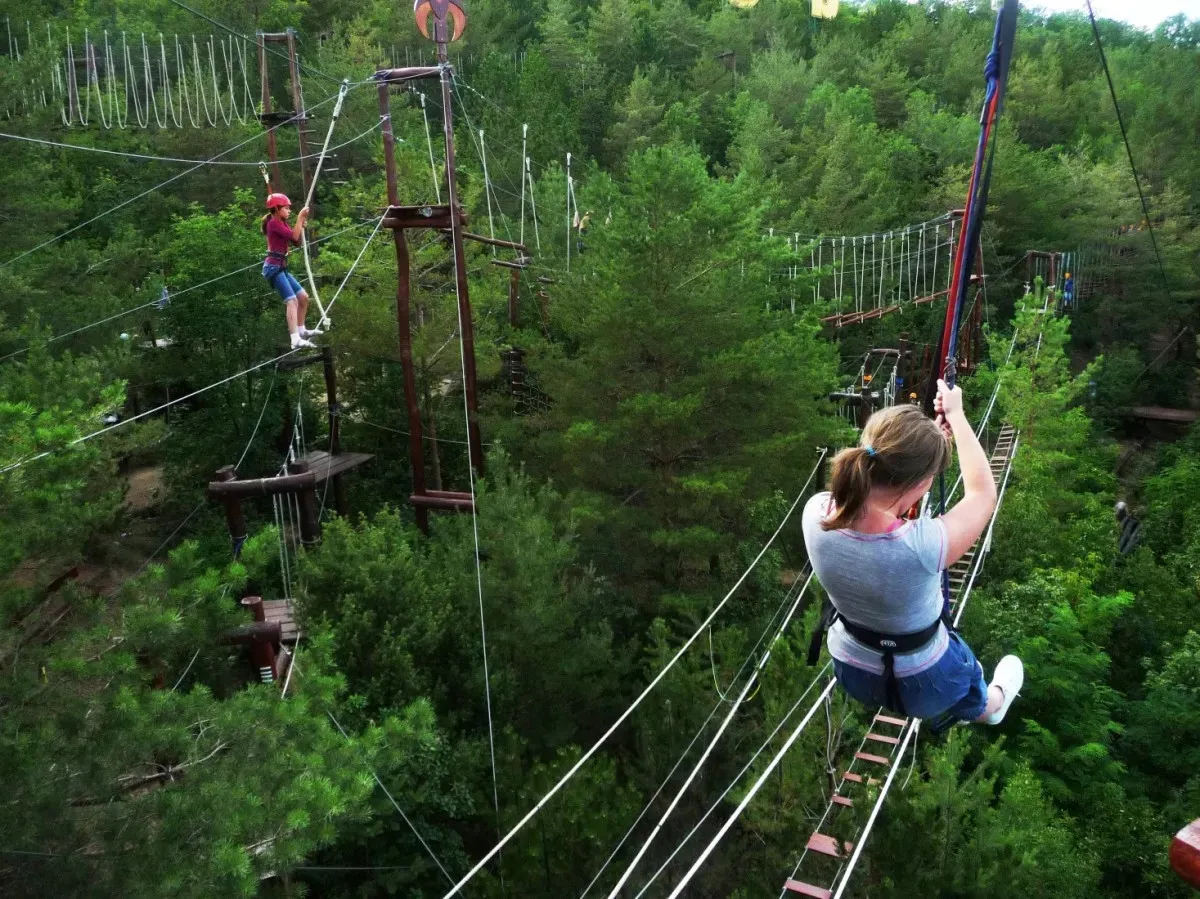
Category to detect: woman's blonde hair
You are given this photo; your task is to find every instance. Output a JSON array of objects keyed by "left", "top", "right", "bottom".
[{"left": 821, "top": 405, "right": 951, "bottom": 531}]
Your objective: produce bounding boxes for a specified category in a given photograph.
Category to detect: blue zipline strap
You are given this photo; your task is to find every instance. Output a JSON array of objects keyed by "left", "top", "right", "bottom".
[{"left": 936, "top": 0, "right": 1020, "bottom": 613}]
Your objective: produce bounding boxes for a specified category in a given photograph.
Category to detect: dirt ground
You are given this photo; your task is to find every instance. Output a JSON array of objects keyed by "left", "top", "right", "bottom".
[{"left": 124, "top": 466, "right": 165, "bottom": 514}]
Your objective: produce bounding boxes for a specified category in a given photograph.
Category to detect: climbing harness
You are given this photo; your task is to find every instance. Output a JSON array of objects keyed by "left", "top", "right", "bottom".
[{"left": 807, "top": 601, "right": 950, "bottom": 716}]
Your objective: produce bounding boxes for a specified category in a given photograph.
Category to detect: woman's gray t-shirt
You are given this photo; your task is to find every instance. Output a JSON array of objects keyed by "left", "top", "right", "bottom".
[{"left": 802, "top": 491, "right": 949, "bottom": 676}]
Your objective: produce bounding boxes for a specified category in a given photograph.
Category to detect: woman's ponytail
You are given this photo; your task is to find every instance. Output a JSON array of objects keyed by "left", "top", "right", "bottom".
[
  {"left": 821, "top": 447, "right": 875, "bottom": 531},
  {"left": 261, "top": 212, "right": 271, "bottom": 235}
]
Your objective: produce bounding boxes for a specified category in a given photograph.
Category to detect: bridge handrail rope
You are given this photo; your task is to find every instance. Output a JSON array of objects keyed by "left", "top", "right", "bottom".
[
  {"left": 604, "top": 571, "right": 819, "bottom": 896},
  {"left": 437, "top": 450, "right": 829, "bottom": 899},
  {"left": 579, "top": 565, "right": 817, "bottom": 898},
  {"left": 665, "top": 677, "right": 842, "bottom": 898}
]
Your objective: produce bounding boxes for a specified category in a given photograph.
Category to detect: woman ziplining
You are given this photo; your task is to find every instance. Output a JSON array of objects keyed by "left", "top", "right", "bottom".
[
  {"left": 262, "top": 192, "right": 322, "bottom": 349},
  {"left": 802, "top": 380, "right": 1023, "bottom": 728}
]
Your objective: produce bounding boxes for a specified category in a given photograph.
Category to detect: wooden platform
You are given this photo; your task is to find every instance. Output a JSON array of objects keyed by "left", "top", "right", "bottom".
[
  {"left": 261, "top": 600, "right": 300, "bottom": 645},
  {"left": 294, "top": 450, "right": 373, "bottom": 482}
]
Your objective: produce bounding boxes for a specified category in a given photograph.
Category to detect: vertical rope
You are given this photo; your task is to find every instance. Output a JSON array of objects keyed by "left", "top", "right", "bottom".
[
  {"left": 519, "top": 124, "right": 528, "bottom": 248},
  {"left": 565, "top": 151, "right": 573, "bottom": 273},
  {"left": 479, "top": 129, "right": 497, "bottom": 253},
  {"left": 420, "top": 93, "right": 442, "bottom": 203},
  {"left": 526, "top": 155, "right": 541, "bottom": 251}
]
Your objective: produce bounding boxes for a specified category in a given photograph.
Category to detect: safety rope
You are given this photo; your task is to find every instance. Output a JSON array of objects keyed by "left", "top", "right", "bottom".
[{"left": 300, "top": 79, "right": 352, "bottom": 329}]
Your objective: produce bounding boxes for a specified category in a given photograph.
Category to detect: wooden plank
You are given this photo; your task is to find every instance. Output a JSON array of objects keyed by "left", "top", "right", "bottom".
[
  {"left": 874, "top": 714, "right": 908, "bottom": 727},
  {"left": 785, "top": 879, "right": 833, "bottom": 898},
  {"left": 806, "top": 833, "right": 849, "bottom": 858},
  {"left": 865, "top": 732, "right": 901, "bottom": 746},
  {"left": 855, "top": 751, "right": 891, "bottom": 766},
  {"left": 831, "top": 795, "right": 854, "bottom": 808}
]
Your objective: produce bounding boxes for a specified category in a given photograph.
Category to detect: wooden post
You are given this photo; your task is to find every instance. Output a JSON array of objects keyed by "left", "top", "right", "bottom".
[
  {"left": 859, "top": 385, "right": 874, "bottom": 428},
  {"left": 240, "top": 596, "right": 279, "bottom": 681},
  {"left": 214, "top": 466, "right": 248, "bottom": 557},
  {"left": 257, "top": 34, "right": 282, "bottom": 190},
  {"left": 289, "top": 461, "right": 321, "bottom": 546},
  {"left": 379, "top": 82, "right": 429, "bottom": 532},
  {"left": 285, "top": 28, "right": 313, "bottom": 199}
]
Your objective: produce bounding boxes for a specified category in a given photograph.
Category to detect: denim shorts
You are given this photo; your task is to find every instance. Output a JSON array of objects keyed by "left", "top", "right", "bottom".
[
  {"left": 833, "top": 631, "right": 989, "bottom": 727},
  {"left": 263, "top": 263, "right": 304, "bottom": 302}
]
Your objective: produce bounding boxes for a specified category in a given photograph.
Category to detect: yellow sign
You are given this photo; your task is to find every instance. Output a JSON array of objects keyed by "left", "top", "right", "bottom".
[{"left": 812, "top": 0, "right": 839, "bottom": 18}]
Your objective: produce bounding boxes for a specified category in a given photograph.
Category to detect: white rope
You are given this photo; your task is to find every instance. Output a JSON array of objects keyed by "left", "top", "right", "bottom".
[
  {"left": 439, "top": 451, "right": 829, "bottom": 899},
  {"left": 177, "top": 35, "right": 199, "bottom": 128},
  {"left": 420, "top": 93, "right": 442, "bottom": 203},
  {"left": 0, "top": 83, "right": 354, "bottom": 268},
  {"left": 316, "top": 214, "right": 388, "bottom": 324},
  {"left": 300, "top": 79, "right": 352, "bottom": 329},
  {"left": 479, "top": 129, "right": 496, "bottom": 252},
  {"left": 606, "top": 572, "right": 817, "bottom": 897},
  {"left": 665, "top": 677, "right": 839, "bottom": 898},
  {"left": 579, "top": 572, "right": 812, "bottom": 899},
  {"left": 526, "top": 155, "right": 541, "bottom": 252},
  {"left": 830, "top": 720, "right": 920, "bottom": 899},
  {"left": 634, "top": 668, "right": 836, "bottom": 899},
  {"left": 326, "top": 710, "right": 456, "bottom": 887},
  {"left": 443, "top": 107, "right": 505, "bottom": 882}
]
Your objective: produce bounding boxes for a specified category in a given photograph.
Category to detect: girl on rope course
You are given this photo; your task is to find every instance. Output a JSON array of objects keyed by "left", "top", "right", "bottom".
[
  {"left": 262, "top": 192, "right": 321, "bottom": 349},
  {"left": 803, "top": 380, "right": 1023, "bottom": 728}
]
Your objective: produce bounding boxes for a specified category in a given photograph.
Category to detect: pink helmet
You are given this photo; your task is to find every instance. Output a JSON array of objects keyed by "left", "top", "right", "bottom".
[{"left": 265, "top": 193, "right": 292, "bottom": 210}]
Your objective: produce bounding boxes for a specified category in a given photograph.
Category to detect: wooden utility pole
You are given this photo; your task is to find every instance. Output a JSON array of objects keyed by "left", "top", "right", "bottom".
[{"left": 375, "top": 0, "right": 526, "bottom": 530}]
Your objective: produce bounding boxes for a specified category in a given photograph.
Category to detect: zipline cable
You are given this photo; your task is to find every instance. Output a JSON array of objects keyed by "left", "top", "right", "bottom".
[
  {"left": 1086, "top": 0, "right": 1173, "bottom": 301},
  {"left": 438, "top": 451, "right": 828, "bottom": 899},
  {"left": 0, "top": 82, "right": 361, "bottom": 269},
  {"left": 0, "top": 220, "right": 375, "bottom": 363},
  {"left": 0, "top": 348, "right": 298, "bottom": 475},
  {"left": 0, "top": 119, "right": 382, "bottom": 165}
]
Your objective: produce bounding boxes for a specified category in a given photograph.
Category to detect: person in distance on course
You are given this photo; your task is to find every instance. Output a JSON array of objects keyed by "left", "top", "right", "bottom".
[
  {"left": 261, "top": 193, "right": 321, "bottom": 349},
  {"left": 802, "top": 379, "right": 1024, "bottom": 728}
]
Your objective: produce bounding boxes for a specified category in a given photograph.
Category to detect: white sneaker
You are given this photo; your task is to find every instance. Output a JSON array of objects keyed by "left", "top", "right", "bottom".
[
  {"left": 983, "top": 655, "right": 1024, "bottom": 725},
  {"left": 290, "top": 335, "right": 317, "bottom": 349},
  {"left": 300, "top": 327, "right": 323, "bottom": 338}
]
